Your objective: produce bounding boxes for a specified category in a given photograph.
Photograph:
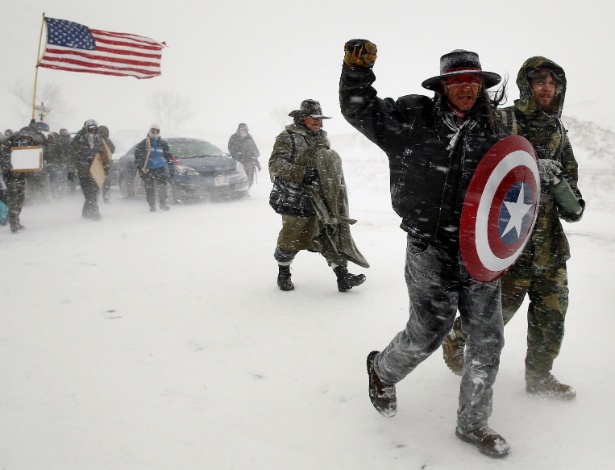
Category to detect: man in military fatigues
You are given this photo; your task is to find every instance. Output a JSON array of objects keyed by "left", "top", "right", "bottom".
[{"left": 443, "top": 57, "right": 584, "bottom": 400}]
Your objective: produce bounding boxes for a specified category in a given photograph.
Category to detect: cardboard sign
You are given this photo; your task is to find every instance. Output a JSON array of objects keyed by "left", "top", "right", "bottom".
[
  {"left": 10, "top": 146, "right": 43, "bottom": 172},
  {"left": 90, "top": 154, "right": 106, "bottom": 189}
]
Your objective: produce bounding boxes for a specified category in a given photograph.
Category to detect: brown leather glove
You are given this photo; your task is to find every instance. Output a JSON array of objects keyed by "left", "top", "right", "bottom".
[{"left": 343, "top": 39, "right": 377, "bottom": 68}]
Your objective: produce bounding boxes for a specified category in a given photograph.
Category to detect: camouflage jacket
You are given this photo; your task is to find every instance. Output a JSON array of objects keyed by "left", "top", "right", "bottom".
[{"left": 500, "top": 56, "right": 584, "bottom": 265}]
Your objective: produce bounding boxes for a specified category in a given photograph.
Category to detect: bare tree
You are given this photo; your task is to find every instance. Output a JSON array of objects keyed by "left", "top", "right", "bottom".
[
  {"left": 147, "top": 91, "right": 193, "bottom": 130},
  {"left": 11, "top": 80, "right": 68, "bottom": 128}
]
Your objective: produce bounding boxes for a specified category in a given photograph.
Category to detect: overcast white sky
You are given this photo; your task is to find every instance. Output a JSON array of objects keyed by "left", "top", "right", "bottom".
[{"left": 2, "top": 0, "right": 614, "bottom": 146}]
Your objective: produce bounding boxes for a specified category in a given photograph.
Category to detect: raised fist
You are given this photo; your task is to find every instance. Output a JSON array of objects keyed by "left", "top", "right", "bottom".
[{"left": 344, "top": 39, "right": 377, "bottom": 68}]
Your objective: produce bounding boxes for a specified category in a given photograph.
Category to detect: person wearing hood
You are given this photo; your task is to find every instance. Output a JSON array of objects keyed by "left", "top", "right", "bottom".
[
  {"left": 340, "top": 42, "right": 510, "bottom": 458},
  {"left": 70, "top": 119, "right": 106, "bottom": 220},
  {"left": 97, "top": 125, "right": 116, "bottom": 203},
  {"left": 134, "top": 125, "right": 174, "bottom": 212},
  {"left": 443, "top": 57, "right": 584, "bottom": 401},
  {"left": 228, "top": 123, "right": 261, "bottom": 188},
  {"left": 269, "top": 99, "right": 369, "bottom": 293},
  {"left": 1, "top": 126, "right": 41, "bottom": 232}
]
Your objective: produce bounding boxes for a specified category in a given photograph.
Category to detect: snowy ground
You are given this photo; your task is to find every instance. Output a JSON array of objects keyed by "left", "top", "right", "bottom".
[{"left": 1, "top": 150, "right": 614, "bottom": 469}]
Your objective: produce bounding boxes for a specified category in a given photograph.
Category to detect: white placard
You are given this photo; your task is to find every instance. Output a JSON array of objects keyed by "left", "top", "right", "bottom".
[{"left": 10, "top": 146, "right": 43, "bottom": 172}]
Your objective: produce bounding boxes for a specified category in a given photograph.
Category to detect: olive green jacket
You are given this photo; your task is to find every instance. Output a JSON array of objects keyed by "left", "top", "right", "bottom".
[{"left": 500, "top": 56, "right": 584, "bottom": 265}]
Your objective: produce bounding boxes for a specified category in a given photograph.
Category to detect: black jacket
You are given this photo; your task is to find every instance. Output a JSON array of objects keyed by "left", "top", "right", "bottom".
[{"left": 339, "top": 66, "right": 507, "bottom": 246}]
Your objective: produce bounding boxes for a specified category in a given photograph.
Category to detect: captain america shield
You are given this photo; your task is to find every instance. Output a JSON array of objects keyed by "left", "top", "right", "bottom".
[{"left": 460, "top": 135, "right": 540, "bottom": 282}]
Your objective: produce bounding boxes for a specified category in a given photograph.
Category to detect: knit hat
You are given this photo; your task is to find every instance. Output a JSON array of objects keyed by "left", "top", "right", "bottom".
[{"left": 421, "top": 49, "right": 501, "bottom": 91}]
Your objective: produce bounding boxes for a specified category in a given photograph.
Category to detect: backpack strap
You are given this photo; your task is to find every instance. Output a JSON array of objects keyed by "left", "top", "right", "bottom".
[
  {"left": 500, "top": 108, "right": 520, "bottom": 135},
  {"left": 286, "top": 130, "right": 296, "bottom": 162}
]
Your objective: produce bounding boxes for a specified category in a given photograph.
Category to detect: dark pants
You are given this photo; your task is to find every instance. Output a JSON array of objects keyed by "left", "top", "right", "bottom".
[
  {"left": 46, "top": 167, "right": 66, "bottom": 198},
  {"left": 375, "top": 236, "right": 504, "bottom": 432},
  {"left": 78, "top": 173, "right": 100, "bottom": 218},
  {"left": 3, "top": 172, "right": 26, "bottom": 225},
  {"left": 142, "top": 167, "right": 169, "bottom": 209}
]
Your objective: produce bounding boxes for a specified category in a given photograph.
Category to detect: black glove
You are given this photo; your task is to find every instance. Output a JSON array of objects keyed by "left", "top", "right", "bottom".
[
  {"left": 302, "top": 167, "right": 319, "bottom": 185},
  {"left": 67, "top": 172, "right": 75, "bottom": 182},
  {"left": 343, "top": 39, "right": 377, "bottom": 68},
  {"left": 538, "top": 159, "right": 563, "bottom": 186}
]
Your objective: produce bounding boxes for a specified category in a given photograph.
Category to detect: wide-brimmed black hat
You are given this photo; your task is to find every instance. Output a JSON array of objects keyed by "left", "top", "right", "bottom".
[
  {"left": 421, "top": 49, "right": 501, "bottom": 91},
  {"left": 288, "top": 99, "right": 331, "bottom": 119}
]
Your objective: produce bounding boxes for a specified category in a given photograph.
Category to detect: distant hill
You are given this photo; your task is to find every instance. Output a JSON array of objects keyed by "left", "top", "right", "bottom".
[{"left": 564, "top": 115, "right": 615, "bottom": 210}]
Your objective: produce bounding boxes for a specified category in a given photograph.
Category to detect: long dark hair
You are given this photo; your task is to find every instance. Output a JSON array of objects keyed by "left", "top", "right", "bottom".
[{"left": 433, "top": 77, "right": 508, "bottom": 133}]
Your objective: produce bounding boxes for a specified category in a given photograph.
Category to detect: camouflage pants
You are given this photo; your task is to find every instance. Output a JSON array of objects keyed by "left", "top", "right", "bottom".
[
  {"left": 3, "top": 172, "right": 26, "bottom": 223},
  {"left": 502, "top": 247, "right": 568, "bottom": 374}
]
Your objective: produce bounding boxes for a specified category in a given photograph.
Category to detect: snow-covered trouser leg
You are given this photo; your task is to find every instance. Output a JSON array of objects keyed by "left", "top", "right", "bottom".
[
  {"left": 373, "top": 236, "right": 504, "bottom": 432},
  {"left": 457, "top": 270, "right": 504, "bottom": 432},
  {"left": 274, "top": 246, "right": 297, "bottom": 266},
  {"left": 375, "top": 238, "right": 464, "bottom": 381}
]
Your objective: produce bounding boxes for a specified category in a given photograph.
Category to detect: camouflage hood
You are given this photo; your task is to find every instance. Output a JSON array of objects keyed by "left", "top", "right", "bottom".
[{"left": 514, "top": 56, "right": 567, "bottom": 119}]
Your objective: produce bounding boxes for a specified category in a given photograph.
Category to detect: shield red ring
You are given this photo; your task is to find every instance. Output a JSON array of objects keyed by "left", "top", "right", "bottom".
[{"left": 460, "top": 135, "right": 540, "bottom": 282}]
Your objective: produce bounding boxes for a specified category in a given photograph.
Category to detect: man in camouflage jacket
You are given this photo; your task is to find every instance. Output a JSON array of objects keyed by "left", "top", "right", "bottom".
[{"left": 443, "top": 57, "right": 584, "bottom": 401}]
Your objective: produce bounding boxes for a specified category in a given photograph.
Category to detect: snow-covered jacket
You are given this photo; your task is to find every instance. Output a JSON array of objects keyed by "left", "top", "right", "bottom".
[
  {"left": 69, "top": 126, "right": 106, "bottom": 177},
  {"left": 339, "top": 66, "right": 507, "bottom": 247},
  {"left": 228, "top": 132, "right": 260, "bottom": 164},
  {"left": 500, "top": 56, "right": 584, "bottom": 265}
]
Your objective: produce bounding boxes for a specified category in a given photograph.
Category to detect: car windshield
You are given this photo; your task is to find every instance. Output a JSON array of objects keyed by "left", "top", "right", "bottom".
[{"left": 168, "top": 139, "right": 226, "bottom": 159}]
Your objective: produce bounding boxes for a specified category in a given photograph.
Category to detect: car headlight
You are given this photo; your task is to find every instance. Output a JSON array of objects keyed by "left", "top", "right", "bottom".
[{"left": 175, "top": 164, "right": 200, "bottom": 176}]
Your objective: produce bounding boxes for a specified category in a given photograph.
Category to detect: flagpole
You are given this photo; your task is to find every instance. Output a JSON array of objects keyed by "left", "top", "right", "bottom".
[{"left": 31, "top": 12, "right": 46, "bottom": 121}]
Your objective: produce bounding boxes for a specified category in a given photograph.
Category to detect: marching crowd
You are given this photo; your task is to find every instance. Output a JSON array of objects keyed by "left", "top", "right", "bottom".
[{"left": 1, "top": 41, "right": 586, "bottom": 460}]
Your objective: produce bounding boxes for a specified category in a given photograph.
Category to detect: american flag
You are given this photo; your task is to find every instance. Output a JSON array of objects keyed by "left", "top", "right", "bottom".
[{"left": 38, "top": 17, "right": 166, "bottom": 79}]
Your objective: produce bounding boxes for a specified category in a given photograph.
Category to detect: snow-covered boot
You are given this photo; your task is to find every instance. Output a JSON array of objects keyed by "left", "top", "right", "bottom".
[
  {"left": 526, "top": 371, "right": 576, "bottom": 400},
  {"left": 442, "top": 316, "right": 467, "bottom": 376},
  {"left": 367, "top": 351, "right": 397, "bottom": 418},
  {"left": 455, "top": 426, "right": 511, "bottom": 458},
  {"left": 277, "top": 265, "right": 294, "bottom": 291},
  {"left": 334, "top": 266, "right": 366, "bottom": 292}
]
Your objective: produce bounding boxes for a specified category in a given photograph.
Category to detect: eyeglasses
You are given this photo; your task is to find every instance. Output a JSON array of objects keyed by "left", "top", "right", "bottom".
[{"left": 150, "top": 129, "right": 160, "bottom": 134}]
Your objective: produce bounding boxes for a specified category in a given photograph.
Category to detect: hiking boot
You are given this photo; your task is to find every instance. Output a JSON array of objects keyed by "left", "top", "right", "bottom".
[
  {"left": 160, "top": 204, "right": 170, "bottom": 211},
  {"left": 150, "top": 206, "right": 156, "bottom": 212},
  {"left": 442, "top": 316, "right": 466, "bottom": 376},
  {"left": 367, "top": 351, "right": 397, "bottom": 418},
  {"left": 526, "top": 372, "right": 576, "bottom": 400},
  {"left": 334, "top": 266, "right": 366, "bottom": 292},
  {"left": 455, "top": 426, "right": 511, "bottom": 458},
  {"left": 277, "top": 265, "right": 294, "bottom": 291}
]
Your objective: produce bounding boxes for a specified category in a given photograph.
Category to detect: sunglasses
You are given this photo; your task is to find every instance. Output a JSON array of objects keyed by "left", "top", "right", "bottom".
[{"left": 150, "top": 129, "right": 160, "bottom": 134}]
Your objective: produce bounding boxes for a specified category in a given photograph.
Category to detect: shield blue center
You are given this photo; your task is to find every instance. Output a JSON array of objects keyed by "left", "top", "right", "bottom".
[{"left": 498, "top": 181, "right": 534, "bottom": 244}]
